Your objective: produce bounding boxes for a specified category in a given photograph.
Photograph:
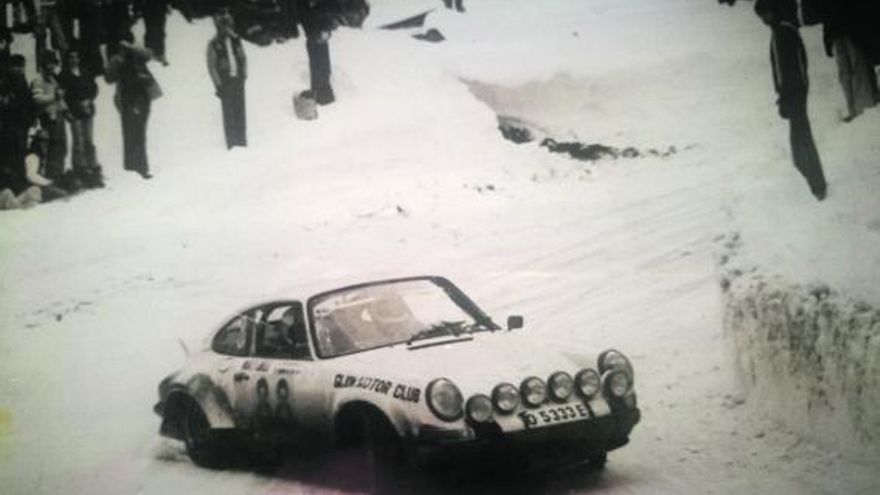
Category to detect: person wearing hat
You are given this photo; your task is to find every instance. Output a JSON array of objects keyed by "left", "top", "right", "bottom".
[
  {"left": 207, "top": 7, "right": 247, "bottom": 149},
  {"left": 30, "top": 48, "right": 68, "bottom": 182}
]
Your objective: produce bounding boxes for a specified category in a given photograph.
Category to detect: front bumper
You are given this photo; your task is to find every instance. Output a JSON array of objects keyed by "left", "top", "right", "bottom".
[{"left": 411, "top": 407, "right": 640, "bottom": 470}]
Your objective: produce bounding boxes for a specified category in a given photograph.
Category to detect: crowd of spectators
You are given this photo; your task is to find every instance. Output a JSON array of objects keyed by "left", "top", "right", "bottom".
[{"left": 1, "top": 0, "right": 171, "bottom": 209}]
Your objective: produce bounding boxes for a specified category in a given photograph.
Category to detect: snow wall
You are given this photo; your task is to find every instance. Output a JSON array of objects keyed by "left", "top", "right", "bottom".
[{"left": 719, "top": 237, "right": 880, "bottom": 461}]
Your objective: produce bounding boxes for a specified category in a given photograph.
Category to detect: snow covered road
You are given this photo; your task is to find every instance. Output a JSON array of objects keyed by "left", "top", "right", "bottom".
[{"left": 2, "top": 1, "right": 879, "bottom": 493}]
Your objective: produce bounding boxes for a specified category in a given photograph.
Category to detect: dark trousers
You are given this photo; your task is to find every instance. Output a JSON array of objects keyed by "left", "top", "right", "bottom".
[
  {"left": 0, "top": 124, "right": 28, "bottom": 193},
  {"left": 70, "top": 116, "right": 99, "bottom": 171},
  {"left": 104, "top": 1, "right": 132, "bottom": 59},
  {"left": 143, "top": 1, "right": 167, "bottom": 58},
  {"left": 220, "top": 77, "right": 247, "bottom": 148},
  {"left": 306, "top": 36, "right": 334, "bottom": 104},
  {"left": 40, "top": 116, "right": 68, "bottom": 181},
  {"left": 61, "top": 2, "right": 106, "bottom": 75},
  {"left": 117, "top": 94, "right": 150, "bottom": 174},
  {"left": 770, "top": 25, "right": 826, "bottom": 198},
  {"left": 443, "top": 0, "right": 464, "bottom": 11},
  {"left": 34, "top": 6, "right": 69, "bottom": 66}
]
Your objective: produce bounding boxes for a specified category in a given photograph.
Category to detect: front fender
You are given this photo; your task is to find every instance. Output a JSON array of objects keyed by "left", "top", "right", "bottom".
[{"left": 162, "top": 373, "right": 236, "bottom": 431}]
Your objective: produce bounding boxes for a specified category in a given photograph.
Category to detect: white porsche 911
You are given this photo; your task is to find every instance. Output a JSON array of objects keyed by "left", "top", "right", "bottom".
[{"left": 154, "top": 276, "right": 640, "bottom": 473}]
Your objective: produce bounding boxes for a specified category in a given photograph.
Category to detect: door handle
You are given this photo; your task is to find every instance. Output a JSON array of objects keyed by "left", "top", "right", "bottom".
[{"left": 233, "top": 372, "right": 250, "bottom": 383}]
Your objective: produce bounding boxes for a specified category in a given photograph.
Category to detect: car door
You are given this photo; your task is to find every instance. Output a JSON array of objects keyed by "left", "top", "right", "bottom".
[{"left": 241, "top": 301, "right": 313, "bottom": 429}]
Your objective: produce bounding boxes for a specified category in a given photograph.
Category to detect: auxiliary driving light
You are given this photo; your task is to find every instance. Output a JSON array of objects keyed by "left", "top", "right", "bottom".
[
  {"left": 520, "top": 376, "right": 547, "bottom": 407},
  {"left": 492, "top": 383, "right": 520, "bottom": 414},
  {"left": 548, "top": 371, "right": 574, "bottom": 401},
  {"left": 605, "top": 369, "right": 632, "bottom": 398},
  {"left": 466, "top": 394, "right": 493, "bottom": 423},
  {"left": 575, "top": 368, "right": 601, "bottom": 398}
]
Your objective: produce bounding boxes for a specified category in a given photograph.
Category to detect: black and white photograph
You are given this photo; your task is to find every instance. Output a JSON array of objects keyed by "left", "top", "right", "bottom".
[{"left": 1, "top": 0, "right": 879, "bottom": 494}]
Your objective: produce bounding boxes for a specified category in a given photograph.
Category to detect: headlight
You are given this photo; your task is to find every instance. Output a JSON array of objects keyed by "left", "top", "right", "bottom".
[
  {"left": 492, "top": 383, "right": 519, "bottom": 414},
  {"left": 520, "top": 376, "right": 547, "bottom": 407},
  {"left": 604, "top": 369, "right": 632, "bottom": 398},
  {"left": 548, "top": 371, "right": 574, "bottom": 402},
  {"left": 598, "top": 349, "right": 634, "bottom": 381},
  {"left": 426, "top": 378, "right": 464, "bottom": 421},
  {"left": 466, "top": 394, "right": 493, "bottom": 423},
  {"left": 574, "top": 368, "right": 601, "bottom": 398}
]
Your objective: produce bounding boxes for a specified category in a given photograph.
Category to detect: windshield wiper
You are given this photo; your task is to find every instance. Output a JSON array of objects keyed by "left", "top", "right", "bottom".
[{"left": 407, "top": 321, "right": 469, "bottom": 345}]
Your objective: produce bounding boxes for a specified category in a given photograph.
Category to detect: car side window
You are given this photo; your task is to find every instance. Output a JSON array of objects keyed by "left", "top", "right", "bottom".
[
  {"left": 212, "top": 313, "right": 254, "bottom": 357},
  {"left": 255, "top": 303, "right": 312, "bottom": 360}
]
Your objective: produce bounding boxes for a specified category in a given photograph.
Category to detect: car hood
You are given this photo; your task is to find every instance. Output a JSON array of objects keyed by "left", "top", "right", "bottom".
[{"left": 330, "top": 331, "right": 600, "bottom": 394}]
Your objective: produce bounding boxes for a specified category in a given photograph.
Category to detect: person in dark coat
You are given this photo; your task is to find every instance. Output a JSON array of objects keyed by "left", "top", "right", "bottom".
[
  {"left": 755, "top": 0, "right": 827, "bottom": 200},
  {"left": 30, "top": 49, "right": 67, "bottom": 182},
  {"left": 822, "top": 0, "right": 878, "bottom": 121},
  {"left": 0, "top": 54, "right": 34, "bottom": 194},
  {"left": 207, "top": 7, "right": 247, "bottom": 149},
  {"left": 105, "top": 32, "right": 159, "bottom": 179},
  {"left": 59, "top": 48, "right": 103, "bottom": 187}
]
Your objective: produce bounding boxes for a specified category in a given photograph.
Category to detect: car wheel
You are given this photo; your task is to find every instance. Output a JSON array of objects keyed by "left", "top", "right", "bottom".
[
  {"left": 348, "top": 411, "right": 407, "bottom": 493},
  {"left": 181, "top": 401, "right": 225, "bottom": 469}
]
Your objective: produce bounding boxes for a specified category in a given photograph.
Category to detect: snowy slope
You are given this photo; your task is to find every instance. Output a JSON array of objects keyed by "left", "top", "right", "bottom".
[{"left": 1, "top": 0, "right": 879, "bottom": 494}]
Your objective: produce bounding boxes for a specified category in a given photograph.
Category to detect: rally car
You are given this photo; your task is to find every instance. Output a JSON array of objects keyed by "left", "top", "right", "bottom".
[{"left": 154, "top": 276, "right": 640, "bottom": 473}]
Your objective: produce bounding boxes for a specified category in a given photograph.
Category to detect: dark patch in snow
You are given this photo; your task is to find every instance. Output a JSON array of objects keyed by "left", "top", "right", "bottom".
[
  {"left": 497, "top": 116, "right": 534, "bottom": 143},
  {"left": 413, "top": 28, "right": 445, "bottom": 43},
  {"left": 540, "top": 138, "right": 682, "bottom": 162}
]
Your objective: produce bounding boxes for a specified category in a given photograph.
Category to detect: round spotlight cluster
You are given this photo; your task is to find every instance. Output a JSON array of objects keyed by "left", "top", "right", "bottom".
[
  {"left": 426, "top": 378, "right": 464, "bottom": 421},
  {"left": 575, "top": 368, "right": 601, "bottom": 398},
  {"left": 548, "top": 372, "right": 574, "bottom": 402},
  {"left": 466, "top": 394, "right": 493, "bottom": 423},
  {"left": 492, "top": 383, "right": 520, "bottom": 414},
  {"left": 520, "top": 376, "right": 547, "bottom": 407}
]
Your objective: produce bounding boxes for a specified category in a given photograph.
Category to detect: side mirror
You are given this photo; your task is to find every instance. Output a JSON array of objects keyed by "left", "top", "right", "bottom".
[{"left": 507, "top": 315, "right": 524, "bottom": 331}]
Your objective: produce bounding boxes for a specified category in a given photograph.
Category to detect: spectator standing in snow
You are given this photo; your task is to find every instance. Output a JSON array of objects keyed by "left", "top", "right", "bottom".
[
  {"left": 59, "top": 48, "right": 103, "bottom": 187},
  {"left": 0, "top": 54, "right": 34, "bottom": 195},
  {"left": 443, "top": 0, "right": 464, "bottom": 13},
  {"left": 30, "top": 49, "right": 68, "bottom": 182},
  {"left": 105, "top": 32, "right": 160, "bottom": 179},
  {"left": 738, "top": 0, "right": 828, "bottom": 201},
  {"left": 207, "top": 7, "right": 247, "bottom": 149},
  {"left": 135, "top": 0, "right": 170, "bottom": 65},
  {"left": 297, "top": 0, "right": 335, "bottom": 105},
  {"left": 822, "top": 0, "right": 878, "bottom": 122}
]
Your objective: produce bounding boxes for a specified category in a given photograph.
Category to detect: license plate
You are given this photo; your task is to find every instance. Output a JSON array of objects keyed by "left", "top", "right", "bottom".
[{"left": 518, "top": 403, "right": 590, "bottom": 429}]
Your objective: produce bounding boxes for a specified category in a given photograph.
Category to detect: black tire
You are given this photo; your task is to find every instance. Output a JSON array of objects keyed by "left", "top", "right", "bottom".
[
  {"left": 181, "top": 401, "right": 226, "bottom": 469},
  {"left": 344, "top": 411, "right": 407, "bottom": 494}
]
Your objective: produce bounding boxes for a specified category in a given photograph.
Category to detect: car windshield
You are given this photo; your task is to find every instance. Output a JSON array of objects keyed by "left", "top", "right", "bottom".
[{"left": 308, "top": 278, "right": 491, "bottom": 358}]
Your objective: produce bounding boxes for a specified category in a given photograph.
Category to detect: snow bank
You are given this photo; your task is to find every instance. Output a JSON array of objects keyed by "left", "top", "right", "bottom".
[{"left": 719, "top": 235, "right": 880, "bottom": 461}]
